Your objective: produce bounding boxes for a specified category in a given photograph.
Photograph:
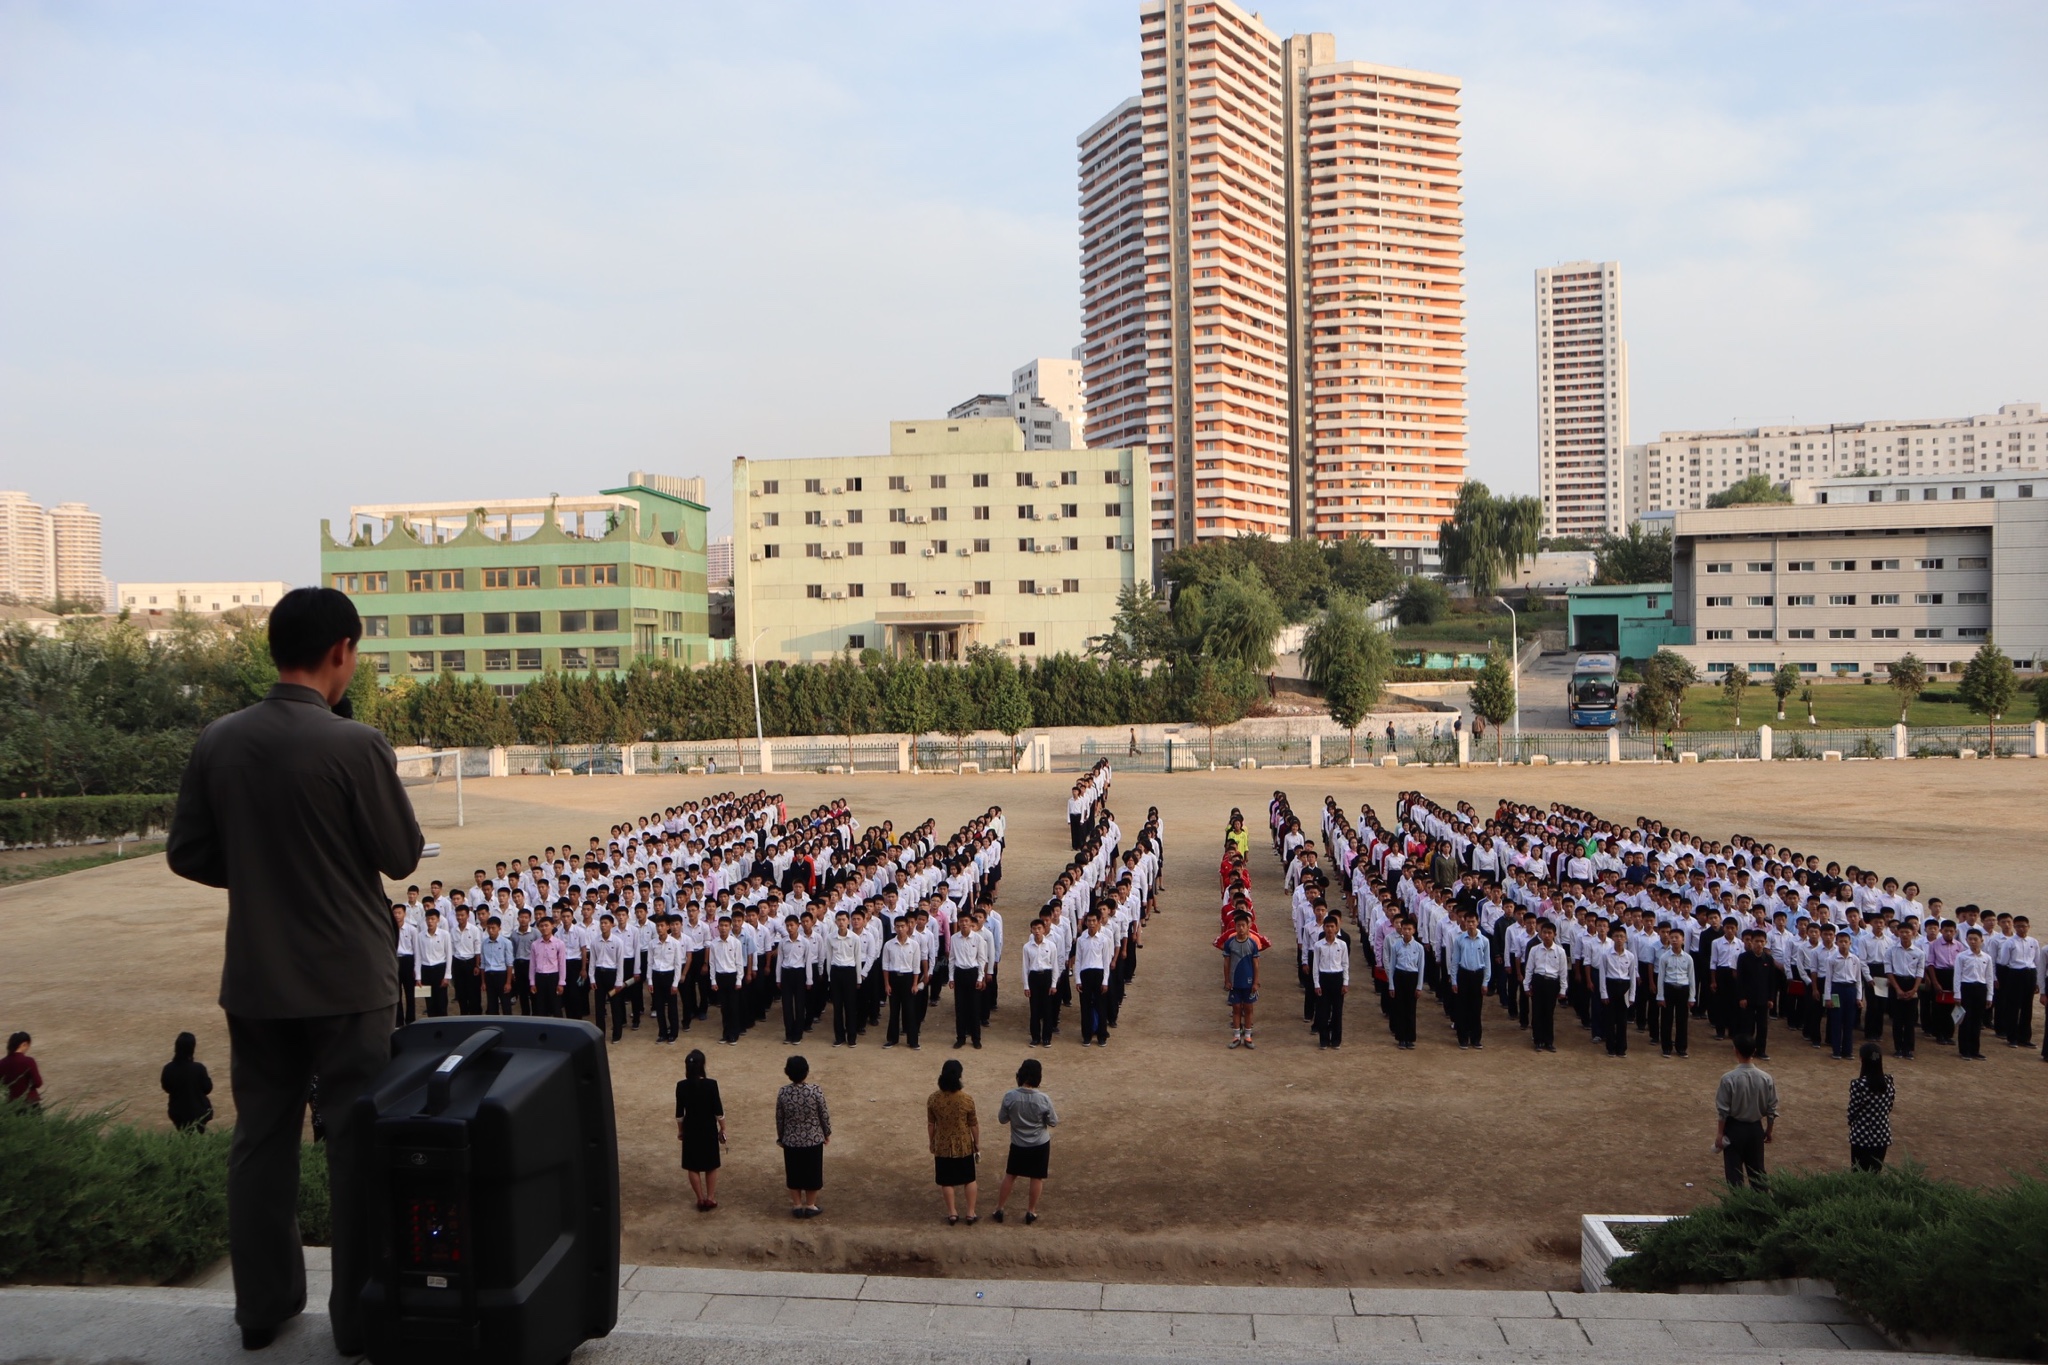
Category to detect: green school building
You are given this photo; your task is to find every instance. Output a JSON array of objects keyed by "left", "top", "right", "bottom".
[
  {"left": 320, "top": 481, "right": 714, "bottom": 694},
  {"left": 1566, "top": 582, "right": 1688, "bottom": 659}
]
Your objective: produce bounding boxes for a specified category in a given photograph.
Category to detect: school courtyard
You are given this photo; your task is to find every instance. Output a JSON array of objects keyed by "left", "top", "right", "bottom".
[{"left": 4, "top": 760, "right": 2044, "bottom": 1291}]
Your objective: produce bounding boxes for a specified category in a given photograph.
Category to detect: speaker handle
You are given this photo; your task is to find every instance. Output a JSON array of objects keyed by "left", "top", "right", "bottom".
[{"left": 424, "top": 1027, "right": 503, "bottom": 1116}]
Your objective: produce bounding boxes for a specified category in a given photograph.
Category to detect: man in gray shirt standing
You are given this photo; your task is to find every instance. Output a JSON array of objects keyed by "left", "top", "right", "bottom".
[
  {"left": 1713, "top": 1031, "right": 1779, "bottom": 1189},
  {"left": 169, "top": 588, "right": 423, "bottom": 1352}
]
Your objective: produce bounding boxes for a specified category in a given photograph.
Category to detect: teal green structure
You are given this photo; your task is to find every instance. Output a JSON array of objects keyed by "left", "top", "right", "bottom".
[
  {"left": 1566, "top": 582, "right": 1688, "bottom": 659},
  {"left": 320, "top": 483, "right": 713, "bottom": 694}
]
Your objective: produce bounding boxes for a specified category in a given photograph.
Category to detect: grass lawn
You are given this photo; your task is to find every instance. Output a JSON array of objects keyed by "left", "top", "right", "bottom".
[
  {"left": 1390, "top": 608, "right": 1565, "bottom": 647},
  {"left": 0, "top": 842, "right": 165, "bottom": 888},
  {"left": 1677, "top": 683, "right": 2041, "bottom": 731}
]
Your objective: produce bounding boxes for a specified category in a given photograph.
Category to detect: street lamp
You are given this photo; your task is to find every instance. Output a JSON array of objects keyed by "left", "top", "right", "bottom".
[
  {"left": 747, "top": 626, "right": 770, "bottom": 774},
  {"left": 1493, "top": 596, "right": 1520, "bottom": 743}
]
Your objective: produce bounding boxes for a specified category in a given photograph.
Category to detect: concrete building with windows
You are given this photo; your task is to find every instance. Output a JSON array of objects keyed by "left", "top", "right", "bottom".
[
  {"left": 947, "top": 357, "right": 1087, "bottom": 450},
  {"left": 1079, "top": 1, "right": 1467, "bottom": 554},
  {"left": 319, "top": 482, "right": 711, "bottom": 693},
  {"left": 0, "top": 491, "right": 55, "bottom": 603},
  {"left": 731, "top": 417, "right": 1151, "bottom": 663},
  {"left": 1667, "top": 488, "right": 2047, "bottom": 678},
  {"left": 118, "top": 581, "right": 291, "bottom": 616},
  {"left": 1535, "top": 261, "right": 1628, "bottom": 540},
  {"left": 1624, "top": 401, "right": 2046, "bottom": 522},
  {"left": 1566, "top": 582, "right": 1679, "bottom": 658}
]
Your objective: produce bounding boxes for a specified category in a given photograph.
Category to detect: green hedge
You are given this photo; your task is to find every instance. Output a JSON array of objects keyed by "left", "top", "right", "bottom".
[
  {"left": 0, "top": 1103, "right": 329, "bottom": 1284},
  {"left": 0, "top": 794, "right": 178, "bottom": 847},
  {"left": 1610, "top": 1165, "right": 2048, "bottom": 1359}
]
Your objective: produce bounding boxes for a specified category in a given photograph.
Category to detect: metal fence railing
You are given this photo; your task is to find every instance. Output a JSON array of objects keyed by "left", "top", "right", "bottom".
[{"left": 1905, "top": 725, "right": 2027, "bottom": 759}]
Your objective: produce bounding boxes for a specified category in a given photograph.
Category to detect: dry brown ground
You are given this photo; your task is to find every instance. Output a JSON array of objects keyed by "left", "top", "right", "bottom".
[{"left": 5, "top": 761, "right": 2045, "bottom": 1289}]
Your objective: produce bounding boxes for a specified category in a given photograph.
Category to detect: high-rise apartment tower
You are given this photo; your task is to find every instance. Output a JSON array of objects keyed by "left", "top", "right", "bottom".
[
  {"left": 1534, "top": 261, "right": 1629, "bottom": 539},
  {"left": 1079, "top": 0, "right": 1467, "bottom": 561}
]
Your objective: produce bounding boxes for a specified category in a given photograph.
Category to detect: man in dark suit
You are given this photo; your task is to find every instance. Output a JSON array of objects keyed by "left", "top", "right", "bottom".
[{"left": 169, "top": 587, "right": 423, "bottom": 1353}]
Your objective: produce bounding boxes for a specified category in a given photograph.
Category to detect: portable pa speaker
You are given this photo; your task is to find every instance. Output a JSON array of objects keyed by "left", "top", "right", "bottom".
[{"left": 354, "top": 1018, "right": 619, "bottom": 1365}]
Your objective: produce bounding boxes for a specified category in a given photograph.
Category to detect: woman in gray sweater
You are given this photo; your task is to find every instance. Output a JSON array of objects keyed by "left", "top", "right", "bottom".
[{"left": 991, "top": 1058, "right": 1058, "bottom": 1224}]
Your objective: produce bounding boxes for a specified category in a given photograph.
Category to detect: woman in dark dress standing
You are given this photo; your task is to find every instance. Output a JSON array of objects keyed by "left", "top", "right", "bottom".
[
  {"left": 1847, "top": 1041, "right": 1894, "bottom": 1173},
  {"left": 160, "top": 1031, "right": 214, "bottom": 1132},
  {"left": 675, "top": 1049, "right": 725, "bottom": 1211}
]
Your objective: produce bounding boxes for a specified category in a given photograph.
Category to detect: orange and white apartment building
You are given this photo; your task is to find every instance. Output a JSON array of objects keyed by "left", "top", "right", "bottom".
[{"left": 1079, "top": 0, "right": 1466, "bottom": 570}]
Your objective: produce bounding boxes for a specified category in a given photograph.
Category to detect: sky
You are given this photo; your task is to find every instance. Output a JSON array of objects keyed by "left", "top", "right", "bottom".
[{"left": 2, "top": 0, "right": 2044, "bottom": 585}]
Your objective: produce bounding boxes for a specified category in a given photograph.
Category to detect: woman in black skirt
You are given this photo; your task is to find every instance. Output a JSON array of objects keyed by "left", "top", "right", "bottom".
[
  {"left": 775, "top": 1054, "right": 830, "bottom": 1218},
  {"left": 675, "top": 1049, "right": 726, "bottom": 1211},
  {"left": 926, "top": 1058, "right": 980, "bottom": 1224},
  {"left": 991, "top": 1057, "right": 1058, "bottom": 1224}
]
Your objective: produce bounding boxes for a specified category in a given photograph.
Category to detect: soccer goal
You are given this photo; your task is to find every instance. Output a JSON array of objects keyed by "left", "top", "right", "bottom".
[{"left": 394, "top": 748, "right": 466, "bottom": 827}]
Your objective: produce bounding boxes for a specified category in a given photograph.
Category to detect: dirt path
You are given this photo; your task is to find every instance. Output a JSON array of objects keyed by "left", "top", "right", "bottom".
[{"left": 4, "top": 762, "right": 2043, "bottom": 1288}]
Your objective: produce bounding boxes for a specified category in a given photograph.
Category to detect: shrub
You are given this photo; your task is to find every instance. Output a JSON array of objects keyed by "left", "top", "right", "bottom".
[
  {"left": 0, "top": 794, "right": 178, "bottom": 847},
  {"left": 1609, "top": 1165, "right": 2048, "bottom": 1358},
  {"left": 0, "top": 1102, "right": 330, "bottom": 1284}
]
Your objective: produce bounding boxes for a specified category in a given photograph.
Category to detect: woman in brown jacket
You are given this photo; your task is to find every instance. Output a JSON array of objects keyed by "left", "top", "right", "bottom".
[{"left": 927, "top": 1058, "right": 980, "bottom": 1224}]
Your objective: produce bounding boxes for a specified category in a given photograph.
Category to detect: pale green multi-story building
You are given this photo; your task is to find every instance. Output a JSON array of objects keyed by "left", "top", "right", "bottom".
[
  {"left": 732, "top": 418, "right": 1152, "bottom": 662},
  {"left": 320, "top": 479, "right": 712, "bottom": 694}
]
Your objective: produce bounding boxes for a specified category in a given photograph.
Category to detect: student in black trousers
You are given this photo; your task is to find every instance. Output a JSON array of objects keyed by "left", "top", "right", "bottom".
[
  {"left": 1522, "top": 921, "right": 1566, "bottom": 1054},
  {"left": 1310, "top": 917, "right": 1349, "bottom": 1049},
  {"left": 1385, "top": 920, "right": 1424, "bottom": 1050}
]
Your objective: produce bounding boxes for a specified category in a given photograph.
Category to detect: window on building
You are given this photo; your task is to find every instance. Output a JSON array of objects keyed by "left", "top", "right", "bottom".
[
  {"left": 1017, "top": 504, "right": 1035, "bottom": 519},
  {"left": 1916, "top": 558, "right": 1945, "bottom": 570},
  {"left": 593, "top": 647, "right": 621, "bottom": 669},
  {"left": 436, "top": 613, "right": 461, "bottom": 635},
  {"left": 932, "top": 539, "right": 948, "bottom": 554},
  {"left": 1105, "top": 503, "right": 1124, "bottom": 517},
  {"left": 1785, "top": 560, "right": 1814, "bottom": 572},
  {"left": 971, "top": 473, "right": 989, "bottom": 488},
  {"left": 1746, "top": 629, "right": 1773, "bottom": 639},
  {"left": 1871, "top": 627, "right": 1901, "bottom": 639},
  {"left": 1958, "top": 555, "right": 1988, "bottom": 569},
  {"left": 846, "top": 509, "right": 863, "bottom": 524},
  {"left": 516, "top": 648, "right": 542, "bottom": 670},
  {"left": 485, "top": 649, "right": 512, "bottom": 671},
  {"left": 1705, "top": 629, "right": 1732, "bottom": 641},
  {"left": 560, "top": 565, "right": 587, "bottom": 586},
  {"left": 760, "top": 480, "right": 780, "bottom": 494},
  {"left": 1016, "top": 472, "right": 1034, "bottom": 487},
  {"left": 561, "top": 647, "right": 588, "bottom": 670},
  {"left": 805, "top": 543, "right": 823, "bottom": 558},
  {"left": 1062, "top": 578, "right": 1080, "bottom": 594},
  {"left": 1786, "top": 595, "right": 1815, "bottom": 606},
  {"left": 591, "top": 609, "right": 618, "bottom": 631},
  {"left": 929, "top": 474, "right": 947, "bottom": 489},
  {"left": 805, "top": 510, "right": 823, "bottom": 526},
  {"left": 1061, "top": 503, "right": 1078, "bottom": 519},
  {"left": 1019, "top": 631, "right": 1037, "bottom": 646},
  {"left": 847, "top": 634, "right": 865, "bottom": 649},
  {"left": 1705, "top": 596, "right": 1732, "bottom": 607},
  {"left": 1829, "top": 594, "right": 1856, "bottom": 606},
  {"left": 1745, "top": 561, "right": 1773, "bottom": 573},
  {"left": 1913, "top": 593, "right": 1944, "bottom": 605},
  {"left": 762, "top": 545, "right": 780, "bottom": 559},
  {"left": 561, "top": 611, "right": 587, "bottom": 633},
  {"left": 973, "top": 580, "right": 991, "bottom": 595},
  {"left": 889, "top": 582, "right": 909, "bottom": 597},
  {"left": 1829, "top": 628, "right": 1856, "bottom": 639},
  {"left": 1958, "top": 591, "right": 1987, "bottom": 604},
  {"left": 846, "top": 477, "right": 862, "bottom": 492},
  {"left": 890, "top": 541, "right": 907, "bottom": 555},
  {"left": 929, "top": 506, "right": 947, "bottom": 522},
  {"left": 484, "top": 612, "right": 510, "bottom": 635},
  {"left": 363, "top": 616, "right": 389, "bottom": 637},
  {"left": 439, "top": 651, "right": 466, "bottom": 671},
  {"left": 1705, "top": 563, "right": 1731, "bottom": 574},
  {"left": 805, "top": 478, "right": 824, "bottom": 494},
  {"left": 848, "top": 583, "right": 864, "bottom": 598},
  {"left": 1871, "top": 558, "right": 1900, "bottom": 570},
  {"left": 1913, "top": 627, "right": 1944, "bottom": 639},
  {"left": 972, "top": 538, "right": 990, "bottom": 553},
  {"left": 369, "top": 652, "right": 391, "bottom": 673},
  {"left": 514, "top": 566, "right": 541, "bottom": 588},
  {"left": 1959, "top": 627, "right": 1988, "bottom": 638},
  {"left": 1746, "top": 596, "right": 1773, "bottom": 607},
  {"left": 971, "top": 505, "right": 990, "bottom": 520},
  {"left": 889, "top": 508, "right": 908, "bottom": 523},
  {"left": 888, "top": 475, "right": 908, "bottom": 491},
  {"left": 1018, "top": 580, "right": 1037, "bottom": 594},
  {"left": 1828, "top": 559, "right": 1857, "bottom": 571},
  {"left": 762, "top": 512, "right": 781, "bottom": 528},
  {"left": 1060, "top": 471, "right": 1078, "bottom": 485},
  {"left": 1063, "top": 536, "right": 1079, "bottom": 551},
  {"left": 1017, "top": 538, "right": 1036, "bottom": 552},
  {"left": 408, "top": 614, "right": 436, "bottom": 636},
  {"left": 408, "top": 651, "right": 436, "bottom": 672},
  {"left": 846, "top": 542, "right": 863, "bottom": 556},
  {"left": 482, "top": 567, "right": 512, "bottom": 588},
  {"left": 514, "top": 612, "right": 540, "bottom": 634},
  {"left": 1786, "top": 628, "right": 1815, "bottom": 639}
]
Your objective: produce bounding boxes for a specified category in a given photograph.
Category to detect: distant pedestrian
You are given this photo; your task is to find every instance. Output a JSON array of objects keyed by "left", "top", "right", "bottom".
[
  {"left": 161, "top": 1032, "right": 215, "bottom": 1132},
  {"left": 1385, "top": 722, "right": 1396, "bottom": 753},
  {"left": 775, "top": 1054, "right": 830, "bottom": 1218},
  {"left": 991, "top": 1058, "right": 1057, "bottom": 1225},
  {"left": 1, "top": 1032, "right": 41, "bottom": 1107},
  {"left": 1847, "top": 1043, "right": 1894, "bottom": 1173},
  {"left": 927, "top": 1059, "right": 980, "bottom": 1224},
  {"left": 676, "top": 1049, "right": 725, "bottom": 1211},
  {"left": 1714, "top": 1033, "right": 1777, "bottom": 1188},
  {"left": 1127, "top": 728, "right": 1140, "bottom": 757}
]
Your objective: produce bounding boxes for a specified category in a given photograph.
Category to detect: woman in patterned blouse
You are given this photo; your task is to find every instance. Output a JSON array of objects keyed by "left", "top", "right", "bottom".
[
  {"left": 776, "top": 1054, "right": 831, "bottom": 1217},
  {"left": 1847, "top": 1042, "right": 1894, "bottom": 1172}
]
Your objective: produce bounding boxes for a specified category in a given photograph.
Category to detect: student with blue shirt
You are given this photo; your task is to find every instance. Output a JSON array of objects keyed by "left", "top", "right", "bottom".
[
  {"left": 1450, "top": 910, "right": 1492, "bottom": 1049},
  {"left": 480, "top": 916, "right": 515, "bottom": 1014},
  {"left": 1385, "top": 917, "right": 1425, "bottom": 1049}
]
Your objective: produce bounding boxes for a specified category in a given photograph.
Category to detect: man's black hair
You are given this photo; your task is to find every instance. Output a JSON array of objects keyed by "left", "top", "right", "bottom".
[{"left": 268, "top": 587, "right": 362, "bottom": 670}]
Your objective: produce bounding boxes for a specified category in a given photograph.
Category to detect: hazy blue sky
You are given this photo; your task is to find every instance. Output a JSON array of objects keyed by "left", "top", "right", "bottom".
[{"left": 2, "top": 1, "right": 2043, "bottom": 583}]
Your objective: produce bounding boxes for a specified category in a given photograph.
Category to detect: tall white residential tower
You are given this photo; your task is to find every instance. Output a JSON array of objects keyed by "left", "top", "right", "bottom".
[{"left": 1535, "top": 260, "right": 1629, "bottom": 540}]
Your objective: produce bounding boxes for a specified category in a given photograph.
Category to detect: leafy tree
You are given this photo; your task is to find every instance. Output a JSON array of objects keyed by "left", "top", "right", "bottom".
[
  {"left": 1179, "top": 655, "right": 1259, "bottom": 766},
  {"left": 1170, "top": 565, "right": 1283, "bottom": 670},
  {"left": 1436, "top": 481, "right": 1541, "bottom": 598},
  {"left": 984, "top": 658, "right": 1033, "bottom": 759},
  {"left": 1468, "top": 643, "right": 1518, "bottom": 762},
  {"left": 881, "top": 658, "right": 936, "bottom": 759},
  {"left": 2033, "top": 673, "right": 2048, "bottom": 722},
  {"left": 1088, "top": 582, "right": 1175, "bottom": 666},
  {"left": 1957, "top": 641, "right": 2017, "bottom": 757},
  {"left": 932, "top": 667, "right": 977, "bottom": 767},
  {"left": 1235, "top": 535, "right": 1330, "bottom": 623},
  {"left": 1323, "top": 537, "right": 1402, "bottom": 605},
  {"left": 1300, "top": 594, "right": 1392, "bottom": 762},
  {"left": 1706, "top": 473, "right": 1792, "bottom": 508},
  {"left": 1771, "top": 664, "right": 1801, "bottom": 722},
  {"left": 1630, "top": 650, "right": 1697, "bottom": 737},
  {"left": 1394, "top": 575, "right": 1450, "bottom": 626},
  {"left": 1721, "top": 666, "right": 1749, "bottom": 727},
  {"left": 1594, "top": 523, "right": 1674, "bottom": 586},
  {"left": 823, "top": 652, "right": 877, "bottom": 766},
  {"left": 509, "top": 671, "right": 572, "bottom": 750},
  {"left": 1887, "top": 654, "right": 1927, "bottom": 724}
]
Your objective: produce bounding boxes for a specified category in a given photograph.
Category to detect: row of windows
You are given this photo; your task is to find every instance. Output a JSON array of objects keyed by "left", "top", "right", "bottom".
[
  {"left": 1702, "top": 626, "right": 1981, "bottom": 642},
  {"left": 331, "top": 564, "right": 650, "bottom": 594},
  {"left": 759, "top": 503, "right": 1124, "bottom": 527},
  {"left": 756, "top": 471, "right": 1121, "bottom": 495},
  {"left": 1703, "top": 592, "right": 1985, "bottom": 607},
  {"left": 366, "top": 609, "right": 624, "bottom": 638},
  {"left": 1865, "top": 484, "right": 2035, "bottom": 503},
  {"left": 830, "top": 630, "right": 1039, "bottom": 652},
  {"left": 763, "top": 535, "right": 1123, "bottom": 559},
  {"left": 1703, "top": 556, "right": 1985, "bottom": 574},
  {"left": 368, "top": 646, "right": 623, "bottom": 674},
  {"left": 794, "top": 579, "right": 1084, "bottom": 600}
]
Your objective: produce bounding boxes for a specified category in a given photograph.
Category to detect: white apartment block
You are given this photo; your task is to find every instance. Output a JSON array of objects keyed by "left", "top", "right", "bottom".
[
  {"left": 948, "top": 358, "right": 1087, "bottom": 450},
  {"left": 118, "top": 581, "right": 292, "bottom": 615},
  {"left": 1079, "top": 1, "right": 1467, "bottom": 555},
  {"left": 1671, "top": 487, "right": 2048, "bottom": 676},
  {"left": 1535, "top": 261, "right": 1629, "bottom": 540},
  {"left": 731, "top": 418, "right": 1151, "bottom": 664},
  {"left": 0, "top": 491, "right": 55, "bottom": 603},
  {"left": 1625, "top": 401, "right": 2046, "bottom": 522},
  {"left": 47, "top": 502, "right": 106, "bottom": 607}
]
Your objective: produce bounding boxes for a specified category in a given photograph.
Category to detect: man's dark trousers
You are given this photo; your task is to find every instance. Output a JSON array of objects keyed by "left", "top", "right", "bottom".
[
  {"left": 1455, "top": 968, "right": 1486, "bottom": 1046},
  {"left": 1722, "top": 1117, "right": 1767, "bottom": 1187},
  {"left": 227, "top": 1008, "right": 388, "bottom": 1345}
]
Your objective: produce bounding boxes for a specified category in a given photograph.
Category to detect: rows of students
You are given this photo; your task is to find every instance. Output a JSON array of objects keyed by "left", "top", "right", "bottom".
[
  {"left": 1258, "top": 788, "right": 2048, "bottom": 1066},
  {"left": 388, "top": 791, "right": 1024, "bottom": 1053},
  {"left": 1028, "top": 762, "right": 1166, "bottom": 1047}
]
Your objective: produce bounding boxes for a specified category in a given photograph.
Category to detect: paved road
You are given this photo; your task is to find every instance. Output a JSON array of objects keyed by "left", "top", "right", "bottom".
[
  {"left": 0, "top": 1262, "right": 1948, "bottom": 1365},
  {"left": 1437, "top": 650, "right": 1581, "bottom": 733}
]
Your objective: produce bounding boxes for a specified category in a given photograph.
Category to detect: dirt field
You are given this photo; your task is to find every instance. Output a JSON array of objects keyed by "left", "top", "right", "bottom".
[{"left": 5, "top": 761, "right": 2046, "bottom": 1289}]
